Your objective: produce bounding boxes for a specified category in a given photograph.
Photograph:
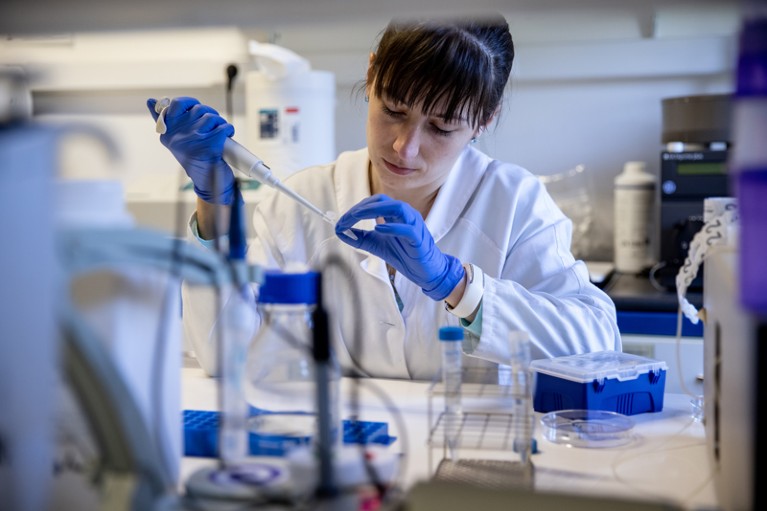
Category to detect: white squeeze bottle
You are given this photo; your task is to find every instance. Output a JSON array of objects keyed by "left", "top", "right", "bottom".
[{"left": 614, "top": 161, "right": 656, "bottom": 274}]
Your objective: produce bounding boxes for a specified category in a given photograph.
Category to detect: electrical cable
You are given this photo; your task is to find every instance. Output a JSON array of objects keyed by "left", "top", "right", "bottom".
[
  {"left": 149, "top": 159, "right": 195, "bottom": 487},
  {"left": 608, "top": 415, "right": 713, "bottom": 507},
  {"left": 225, "top": 64, "right": 238, "bottom": 121}
]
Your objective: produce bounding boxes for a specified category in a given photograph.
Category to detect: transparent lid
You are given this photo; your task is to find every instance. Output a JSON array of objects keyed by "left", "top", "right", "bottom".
[
  {"left": 540, "top": 409, "right": 635, "bottom": 448},
  {"left": 529, "top": 350, "right": 667, "bottom": 383}
]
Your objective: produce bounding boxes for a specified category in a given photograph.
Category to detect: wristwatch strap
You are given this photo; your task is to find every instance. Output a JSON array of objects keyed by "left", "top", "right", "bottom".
[{"left": 445, "top": 263, "right": 484, "bottom": 318}]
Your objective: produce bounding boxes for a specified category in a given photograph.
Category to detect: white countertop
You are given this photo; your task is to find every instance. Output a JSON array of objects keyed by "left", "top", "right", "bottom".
[{"left": 180, "top": 367, "right": 718, "bottom": 510}]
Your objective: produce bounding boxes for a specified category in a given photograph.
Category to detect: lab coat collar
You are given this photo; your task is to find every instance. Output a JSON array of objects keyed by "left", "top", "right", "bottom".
[
  {"left": 334, "top": 148, "right": 372, "bottom": 216},
  {"left": 426, "top": 146, "right": 490, "bottom": 243}
]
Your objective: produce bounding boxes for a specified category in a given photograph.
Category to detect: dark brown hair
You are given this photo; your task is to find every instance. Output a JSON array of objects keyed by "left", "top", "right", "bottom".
[{"left": 368, "top": 15, "right": 514, "bottom": 129}]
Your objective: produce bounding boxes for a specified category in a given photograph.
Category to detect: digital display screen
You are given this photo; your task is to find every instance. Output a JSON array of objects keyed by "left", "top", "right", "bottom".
[{"left": 677, "top": 162, "right": 727, "bottom": 175}]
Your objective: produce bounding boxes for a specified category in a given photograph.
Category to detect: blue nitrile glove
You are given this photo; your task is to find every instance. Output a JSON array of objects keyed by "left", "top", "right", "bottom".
[
  {"left": 147, "top": 97, "right": 237, "bottom": 205},
  {"left": 335, "top": 194, "right": 465, "bottom": 301}
]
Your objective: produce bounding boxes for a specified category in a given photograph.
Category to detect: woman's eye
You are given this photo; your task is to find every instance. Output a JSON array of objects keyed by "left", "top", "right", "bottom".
[
  {"left": 382, "top": 106, "right": 402, "bottom": 117},
  {"left": 431, "top": 125, "right": 453, "bottom": 137}
]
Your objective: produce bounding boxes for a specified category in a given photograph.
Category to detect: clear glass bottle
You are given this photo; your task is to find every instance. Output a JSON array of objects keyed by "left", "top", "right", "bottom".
[{"left": 242, "top": 270, "right": 339, "bottom": 451}]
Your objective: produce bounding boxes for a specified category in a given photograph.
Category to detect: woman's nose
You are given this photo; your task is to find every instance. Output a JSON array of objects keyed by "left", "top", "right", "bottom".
[{"left": 393, "top": 126, "right": 420, "bottom": 160}]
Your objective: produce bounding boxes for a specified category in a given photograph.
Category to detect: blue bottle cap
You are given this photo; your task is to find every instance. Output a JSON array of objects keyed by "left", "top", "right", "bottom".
[
  {"left": 258, "top": 271, "right": 319, "bottom": 304},
  {"left": 439, "top": 326, "right": 464, "bottom": 342}
]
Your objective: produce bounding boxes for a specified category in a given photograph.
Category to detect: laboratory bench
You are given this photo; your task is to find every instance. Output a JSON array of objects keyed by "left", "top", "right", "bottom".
[{"left": 179, "top": 367, "right": 718, "bottom": 510}]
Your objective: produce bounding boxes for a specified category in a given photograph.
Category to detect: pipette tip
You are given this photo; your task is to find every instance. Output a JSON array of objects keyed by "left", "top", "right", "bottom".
[{"left": 321, "top": 211, "right": 358, "bottom": 240}]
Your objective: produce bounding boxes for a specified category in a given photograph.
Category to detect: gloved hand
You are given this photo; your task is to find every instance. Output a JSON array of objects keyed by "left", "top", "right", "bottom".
[
  {"left": 335, "top": 194, "right": 465, "bottom": 301},
  {"left": 147, "top": 97, "right": 237, "bottom": 205}
]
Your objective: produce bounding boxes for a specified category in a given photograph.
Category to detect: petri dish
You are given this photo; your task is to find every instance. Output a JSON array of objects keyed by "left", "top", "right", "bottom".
[{"left": 540, "top": 409, "right": 635, "bottom": 448}]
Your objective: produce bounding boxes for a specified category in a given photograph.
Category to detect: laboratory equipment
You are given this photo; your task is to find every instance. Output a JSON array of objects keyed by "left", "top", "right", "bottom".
[
  {"left": 219, "top": 180, "right": 257, "bottom": 466},
  {"left": 702, "top": 242, "right": 764, "bottom": 511},
  {"left": 732, "top": 16, "right": 767, "bottom": 314},
  {"left": 55, "top": 215, "right": 264, "bottom": 510},
  {"left": 246, "top": 41, "right": 336, "bottom": 178},
  {"left": 153, "top": 97, "right": 356, "bottom": 239},
  {"left": 656, "top": 94, "right": 731, "bottom": 291},
  {"left": 183, "top": 410, "right": 395, "bottom": 457},
  {"left": 428, "top": 331, "right": 537, "bottom": 490},
  {"left": 530, "top": 351, "right": 667, "bottom": 416},
  {"left": 1, "top": 69, "right": 56, "bottom": 511},
  {"left": 243, "top": 270, "right": 340, "bottom": 448},
  {"left": 614, "top": 161, "right": 656, "bottom": 274},
  {"left": 539, "top": 409, "right": 635, "bottom": 448},
  {"left": 509, "top": 331, "right": 534, "bottom": 464},
  {"left": 439, "top": 326, "right": 463, "bottom": 461},
  {"left": 57, "top": 178, "right": 184, "bottom": 507}
]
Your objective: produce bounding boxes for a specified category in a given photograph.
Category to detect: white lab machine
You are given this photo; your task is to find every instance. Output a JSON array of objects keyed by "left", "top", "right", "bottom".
[
  {"left": 245, "top": 42, "right": 336, "bottom": 179},
  {"left": 703, "top": 245, "right": 764, "bottom": 511},
  {"left": 0, "top": 71, "right": 58, "bottom": 511}
]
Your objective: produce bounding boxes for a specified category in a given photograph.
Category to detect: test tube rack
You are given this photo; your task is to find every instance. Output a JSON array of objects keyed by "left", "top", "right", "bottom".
[{"left": 426, "top": 367, "right": 535, "bottom": 489}]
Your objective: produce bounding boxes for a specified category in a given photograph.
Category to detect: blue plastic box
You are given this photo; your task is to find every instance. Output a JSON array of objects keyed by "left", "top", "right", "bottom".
[{"left": 530, "top": 351, "right": 667, "bottom": 416}]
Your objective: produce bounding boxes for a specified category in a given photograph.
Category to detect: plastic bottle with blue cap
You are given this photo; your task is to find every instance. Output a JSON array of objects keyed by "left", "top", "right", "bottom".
[{"left": 439, "top": 326, "right": 464, "bottom": 460}]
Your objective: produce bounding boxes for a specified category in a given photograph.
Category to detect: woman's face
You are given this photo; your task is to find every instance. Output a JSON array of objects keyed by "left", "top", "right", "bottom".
[{"left": 366, "top": 86, "right": 479, "bottom": 198}]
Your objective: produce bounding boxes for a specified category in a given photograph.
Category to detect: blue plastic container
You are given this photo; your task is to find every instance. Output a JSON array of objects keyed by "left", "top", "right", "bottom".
[{"left": 530, "top": 351, "right": 667, "bottom": 416}]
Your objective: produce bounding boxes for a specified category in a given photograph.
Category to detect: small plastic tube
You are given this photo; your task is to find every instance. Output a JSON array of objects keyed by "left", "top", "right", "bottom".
[
  {"left": 509, "top": 331, "right": 534, "bottom": 465},
  {"left": 439, "top": 326, "right": 464, "bottom": 460}
]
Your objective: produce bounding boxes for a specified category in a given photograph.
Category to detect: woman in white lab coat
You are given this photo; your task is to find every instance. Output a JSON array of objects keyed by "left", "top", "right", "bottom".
[{"left": 150, "top": 14, "right": 621, "bottom": 379}]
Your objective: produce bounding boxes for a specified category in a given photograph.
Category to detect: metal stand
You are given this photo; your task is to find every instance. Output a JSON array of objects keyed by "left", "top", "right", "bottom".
[{"left": 427, "top": 368, "right": 535, "bottom": 490}]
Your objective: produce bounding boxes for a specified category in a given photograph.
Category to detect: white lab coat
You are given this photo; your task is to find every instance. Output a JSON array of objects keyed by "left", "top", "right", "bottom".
[{"left": 182, "top": 146, "right": 621, "bottom": 380}]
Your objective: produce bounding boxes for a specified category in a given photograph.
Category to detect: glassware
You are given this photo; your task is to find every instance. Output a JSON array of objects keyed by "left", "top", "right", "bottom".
[{"left": 243, "top": 270, "right": 339, "bottom": 452}]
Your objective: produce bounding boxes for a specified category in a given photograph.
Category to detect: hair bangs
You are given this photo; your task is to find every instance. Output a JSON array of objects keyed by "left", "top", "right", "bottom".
[{"left": 372, "top": 26, "right": 496, "bottom": 128}]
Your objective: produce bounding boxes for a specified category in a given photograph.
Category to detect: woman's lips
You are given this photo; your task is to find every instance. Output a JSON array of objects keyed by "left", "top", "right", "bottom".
[{"left": 383, "top": 158, "right": 416, "bottom": 175}]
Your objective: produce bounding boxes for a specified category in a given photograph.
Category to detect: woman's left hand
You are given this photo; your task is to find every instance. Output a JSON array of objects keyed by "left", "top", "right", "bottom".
[{"left": 335, "top": 194, "right": 465, "bottom": 301}]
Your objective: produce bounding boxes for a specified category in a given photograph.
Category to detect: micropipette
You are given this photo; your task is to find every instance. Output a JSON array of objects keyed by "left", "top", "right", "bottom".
[{"left": 154, "top": 97, "right": 356, "bottom": 239}]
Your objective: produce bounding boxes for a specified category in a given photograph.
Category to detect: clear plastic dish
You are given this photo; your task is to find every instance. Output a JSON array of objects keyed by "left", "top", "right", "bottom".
[{"left": 540, "top": 409, "right": 635, "bottom": 448}]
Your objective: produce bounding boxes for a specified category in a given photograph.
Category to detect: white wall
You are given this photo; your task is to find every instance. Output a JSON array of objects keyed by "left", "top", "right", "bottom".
[{"left": 0, "top": 2, "right": 740, "bottom": 258}]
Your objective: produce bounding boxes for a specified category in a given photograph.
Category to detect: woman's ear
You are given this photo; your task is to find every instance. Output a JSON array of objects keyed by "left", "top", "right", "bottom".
[
  {"left": 365, "top": 52, "right": 376, "bottom": 94},
  {"left": 474, "top": 107, "right": 500, "bottom": 138}
]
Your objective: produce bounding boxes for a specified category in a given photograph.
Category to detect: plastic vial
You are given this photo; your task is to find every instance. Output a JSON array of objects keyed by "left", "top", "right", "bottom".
[
  {"left": 614, "top": 161, "right": 656, "bottom": 274},
  {"left": 509, "top": 331, "right": 534, "bottom": 465},
  {"left": 243, "top": 271, "right": 340, "bottom": 450},
  {"left": 439, "top": 326, "right": 464, "bottom": 460},
  {"left": 732, "top": 16, "right": 767, "bottom": 314}
]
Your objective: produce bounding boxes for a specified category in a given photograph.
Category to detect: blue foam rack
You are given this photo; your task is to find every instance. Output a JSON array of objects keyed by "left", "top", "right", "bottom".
[{"left": 183, "top": 410, "right": 397, "bottom": 458}]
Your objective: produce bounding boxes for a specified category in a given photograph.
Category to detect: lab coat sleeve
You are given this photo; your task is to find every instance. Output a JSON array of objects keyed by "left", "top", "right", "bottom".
[{"left": 463, "top": 174, "right": 621, "bottom": 364}]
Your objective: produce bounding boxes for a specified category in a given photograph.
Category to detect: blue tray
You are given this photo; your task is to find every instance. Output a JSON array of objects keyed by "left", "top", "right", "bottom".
[{"left": 183, "top": 409, "right": 397, "bottom": 457}]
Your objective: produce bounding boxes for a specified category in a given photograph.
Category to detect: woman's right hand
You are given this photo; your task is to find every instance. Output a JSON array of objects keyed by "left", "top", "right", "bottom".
[{"left": 147, "top": 97, "right": 237, "bottom": 205}]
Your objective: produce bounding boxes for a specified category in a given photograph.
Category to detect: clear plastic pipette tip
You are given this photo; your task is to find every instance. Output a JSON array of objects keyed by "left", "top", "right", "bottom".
[{"left": 322, "top": 210, "right": 358, "bottom": 240}]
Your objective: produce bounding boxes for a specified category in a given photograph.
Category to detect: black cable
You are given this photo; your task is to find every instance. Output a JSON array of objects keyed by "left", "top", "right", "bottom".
[
  {"left": 318, "top": 253, "right": 401, "bottom": 503},
  {"left": 225, "top": 64, "right": 238, "bottom": 121},
  {"left": 258, "top": 253, "right": 410, "bottom": 507}
]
